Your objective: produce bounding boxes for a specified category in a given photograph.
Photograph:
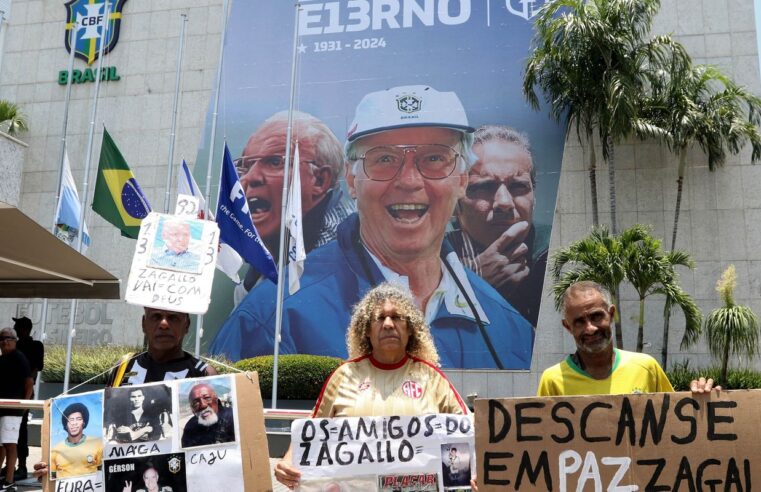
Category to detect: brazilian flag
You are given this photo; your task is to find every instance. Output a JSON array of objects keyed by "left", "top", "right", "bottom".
[{"left": 92, "top": 127, "right": 152, "bottom": 239}]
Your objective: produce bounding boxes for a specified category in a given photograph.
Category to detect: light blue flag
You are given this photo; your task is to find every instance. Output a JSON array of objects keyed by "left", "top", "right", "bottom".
[
  {"left": 216, "top": 144, "right": 278, "bottom": 283},
  {"left": 55, "top": 149, "right": 91, "bottom": 250}
]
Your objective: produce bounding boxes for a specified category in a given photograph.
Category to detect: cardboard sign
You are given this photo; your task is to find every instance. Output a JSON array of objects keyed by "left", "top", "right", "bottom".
[
  {"left": 125, "top": 212, "right": 219, "bottom": 314},
  {"left": 475, "top": 390, "right": 761, "bottom": 491},
  {"left": 292, "top": 414, "right": 474, "bottom": 491},
  {"left": 42, "top": 372, "right": 272, "bottom": 492}
]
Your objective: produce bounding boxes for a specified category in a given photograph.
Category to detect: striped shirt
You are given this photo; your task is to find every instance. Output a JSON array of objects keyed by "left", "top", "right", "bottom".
[{"left": 108, "top": 351, "right": 209, "bottom": 387}]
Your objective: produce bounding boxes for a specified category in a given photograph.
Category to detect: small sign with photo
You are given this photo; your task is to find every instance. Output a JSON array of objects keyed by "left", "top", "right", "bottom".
[
  {"left": 176, "top": 375, "right": 238, "bottom": 450},
  {"left": 49, "top": 391, "right": 105, "bottom": 480},
  {"left": 104, "top": 453, "right": 187, "bottom": 492},
  {"left": 103, "top": 383, "right": 174, "bottom": 457},
  {"left": 125, "top": 212, "right": 219, "bottom": 314}
]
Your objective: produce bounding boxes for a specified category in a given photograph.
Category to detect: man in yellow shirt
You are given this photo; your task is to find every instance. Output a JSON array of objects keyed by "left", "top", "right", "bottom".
[
  {"left": 538, "top": 281, "right": 715, "bottom": 396},
  {"left": 50, "top": 403, "right": 102, "bottom": 479}
]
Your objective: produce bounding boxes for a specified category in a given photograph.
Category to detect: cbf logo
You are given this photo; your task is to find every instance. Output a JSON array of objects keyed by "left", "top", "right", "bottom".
[
  {"left": 64, "top": 0, "right": 128, "bottom": 65},
  {"left": 505, "top": 0, "right": 547, "bottom": 20},
  {"left": 396, "top": 94, "right": 422, "bottom": 114}
]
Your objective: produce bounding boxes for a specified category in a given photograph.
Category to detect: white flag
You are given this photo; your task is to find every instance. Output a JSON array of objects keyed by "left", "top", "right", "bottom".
[
  {"left": 286, "top": 144, "right": 306, "bottom": 294},
  {"left": 177, "top": 159, "right": 243, "bottom": 283},
  {"left": 55, "top": 149, "right": 90, "bottom": 251}
]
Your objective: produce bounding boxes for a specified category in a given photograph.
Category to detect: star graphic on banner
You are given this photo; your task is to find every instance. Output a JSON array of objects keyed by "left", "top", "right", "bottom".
[{"left": 297, "top": 43, "right": 307, "bottom": 54}]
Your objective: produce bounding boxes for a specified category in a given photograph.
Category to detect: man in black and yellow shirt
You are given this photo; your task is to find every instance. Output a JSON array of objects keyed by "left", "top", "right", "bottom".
[
  {"left": 108, "top": 307, "right": 216, "bottom": 387},
  {"left": 35, "top": 307, "right": 216, "bottom": 481}
]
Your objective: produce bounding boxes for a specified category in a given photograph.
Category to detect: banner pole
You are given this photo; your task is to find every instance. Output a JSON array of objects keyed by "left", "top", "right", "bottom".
[
  {"left": 164, "top": 13, "right": 188, "bottom": 213},
  {"left": 40, "top": 21, "right": 79, "bottom": 396},
  {"left": 65, "top": 1, "right": 110, "bottom": 393},
  {"left": 271, "top": 1, "right": 301, "bottom": 410},
  {"left": 197, "top": 0, "right": 231, "bottom": 357}
]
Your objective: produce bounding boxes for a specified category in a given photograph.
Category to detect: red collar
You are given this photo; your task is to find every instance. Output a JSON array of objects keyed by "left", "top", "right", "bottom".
[{"left": 368, "top": 354, "right": 409, "bottom": 370}]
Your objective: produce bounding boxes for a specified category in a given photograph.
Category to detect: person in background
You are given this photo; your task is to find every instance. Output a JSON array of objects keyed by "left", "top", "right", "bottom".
[
  {"left": 10, "top": 316, "right": 42, "bottom": 481},
  {"left": 0, "top": 327, "right": 33, "bottom": 492}
]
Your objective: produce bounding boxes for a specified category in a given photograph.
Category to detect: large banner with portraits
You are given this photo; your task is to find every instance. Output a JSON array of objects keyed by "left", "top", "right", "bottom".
[
  {"left": 41, "top": 373, "right": 271, "bottom": 492},
  {"left": 197, "top": 0, "right": 566, "bottom": 369}
]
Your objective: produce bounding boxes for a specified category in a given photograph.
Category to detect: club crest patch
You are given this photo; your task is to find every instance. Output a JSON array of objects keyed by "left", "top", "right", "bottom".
[
  {"left": 402, "top": 380, "right": 423, "bottom": 399},
  {"left": 168, "top": 456, "right": 182, "bottom": 474}
]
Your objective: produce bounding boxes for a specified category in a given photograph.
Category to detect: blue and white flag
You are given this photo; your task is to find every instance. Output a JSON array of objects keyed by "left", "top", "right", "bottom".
[
  {"left": 216, "top": 144, "right": 278, "bottom": 284},
  {"left": 55, "top": 149, "right": 91, "bottom": 251},
  {"left": 177, "top": 159, "right": 244, "bottom": 283},
  {"left": 286, "top": 143, "right": 306, "bottom": 294}
]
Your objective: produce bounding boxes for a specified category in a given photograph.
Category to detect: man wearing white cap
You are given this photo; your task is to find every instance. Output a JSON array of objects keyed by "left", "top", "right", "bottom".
[{"left": 212, "top": 85, "right": 534, "bottom": 369}]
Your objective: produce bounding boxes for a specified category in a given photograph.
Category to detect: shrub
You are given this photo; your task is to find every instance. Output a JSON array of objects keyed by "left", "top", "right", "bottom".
[
  {"left": 43, "top": 345, "right": 143, "bottom": 385},
  {"left": 43, "top": 345, "right": 235, "bottom": 384},
  {"left": 235, "top": 355, "right": 342, "bottom": 400},
  {"left": 667, "top": 361, "right": 761, "bottom": 390}
]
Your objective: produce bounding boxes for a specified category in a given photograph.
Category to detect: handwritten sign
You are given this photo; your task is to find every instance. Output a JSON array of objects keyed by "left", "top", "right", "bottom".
[
  {"left": 475, "top": 390, "right": 761, "bottom": 491},
  {"left": 125, "top": 212, "right": 219, "bottom": 314},
  {"left": 293, "top": 414, "right": 474, "bottom": 491}
]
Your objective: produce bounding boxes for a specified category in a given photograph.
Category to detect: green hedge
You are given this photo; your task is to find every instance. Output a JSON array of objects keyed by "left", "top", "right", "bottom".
[
  {"left": 667, "top": 362, "right": 761, "bottom": 390},
  {"left": 234, "top": 355, "right": 342, "bottom": 400},
  {"left": 42, "top": 345, "right": 143, "bottom": 385},
  {"left": 42, "top": 345, "right": 235, "bottom": 385}
]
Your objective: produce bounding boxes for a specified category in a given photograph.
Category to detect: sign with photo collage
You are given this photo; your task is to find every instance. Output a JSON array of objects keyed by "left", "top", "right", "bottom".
[{"left": 41, "top": 373, "right": 271, "bottom": 492}]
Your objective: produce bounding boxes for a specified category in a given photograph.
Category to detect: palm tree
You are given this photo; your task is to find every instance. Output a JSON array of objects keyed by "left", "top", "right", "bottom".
[
  {"left": 624, "top": 232, "right": 701, "bottom": 352},
  {"left": 551, "top": 225, "right": 649, "bottom": 349},
  {"left": 0, "top": 100, "right": 28, "bottom": 135},
  {"left": 525, "top": 0, "right": 689, "bottom": 231},
  {"left": 702, "top": 265, "right": 760, "bottom": 386},
  {"left": 640, "top": 64, "right": 761, "bottom": 366},
  {"left": 643, "top": 65, "right": 761, "bottom": 250}
]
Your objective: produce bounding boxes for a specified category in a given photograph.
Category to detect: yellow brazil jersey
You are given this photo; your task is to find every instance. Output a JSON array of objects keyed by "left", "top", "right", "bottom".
[
  {"left": 50, "top": 434, "right": 103, "bottom": 479},
  {"left": 312, "top": 355, "right": 469, "bottom": 418},
  {"left": 537, "top": 348, "right": 674, "bottom": 396}
]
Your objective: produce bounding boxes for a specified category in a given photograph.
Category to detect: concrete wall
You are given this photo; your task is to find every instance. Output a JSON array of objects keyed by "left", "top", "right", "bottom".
[
  {"left": 0, "top": 131, "right": 26, "bottom": 206},
  {"left": 0, "top": 0, "right": 224, "bottom": 344}
]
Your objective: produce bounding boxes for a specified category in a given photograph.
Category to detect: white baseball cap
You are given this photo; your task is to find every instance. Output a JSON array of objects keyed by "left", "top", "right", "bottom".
[{"left": 346, "top": 85, "right": 474, "bottom": 142}]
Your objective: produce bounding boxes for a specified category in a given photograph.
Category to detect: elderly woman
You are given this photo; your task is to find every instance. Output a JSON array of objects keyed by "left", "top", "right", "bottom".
[{"left": 274, "top": 283, "right": 468, "bottom": 489}]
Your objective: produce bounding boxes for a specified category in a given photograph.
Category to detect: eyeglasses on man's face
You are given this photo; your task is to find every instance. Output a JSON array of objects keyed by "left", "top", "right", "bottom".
[
  {"left": 234, "top": 155, "right": 318, "bottom": 178},
  {"left": 354, "top": 144, "right": 461, "bottom": 181},
  {"left": 0, "top": 336, "right": 17, "bottom": 342}
]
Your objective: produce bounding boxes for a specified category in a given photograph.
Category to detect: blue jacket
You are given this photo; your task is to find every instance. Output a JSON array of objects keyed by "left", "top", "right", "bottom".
[{"left": 210, "top": 214, "right": 534, "bottom": 369}]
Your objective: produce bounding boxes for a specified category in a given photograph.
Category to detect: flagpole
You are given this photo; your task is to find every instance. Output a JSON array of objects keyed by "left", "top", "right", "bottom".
[
  {"left": 163, "top": 13, "right": 188, "bottom": 213},
  {"left": 271, "top": 2, "right": 302, "bottom": 410},
  {"left": 197, "top": 0, "right": 230, "bottom": 357},
  {"left": 39, "top": 21, "right": 80, "bottom": 397},
  {"left": 64, "top": 1, "right": 111, "bottom": 392}
]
